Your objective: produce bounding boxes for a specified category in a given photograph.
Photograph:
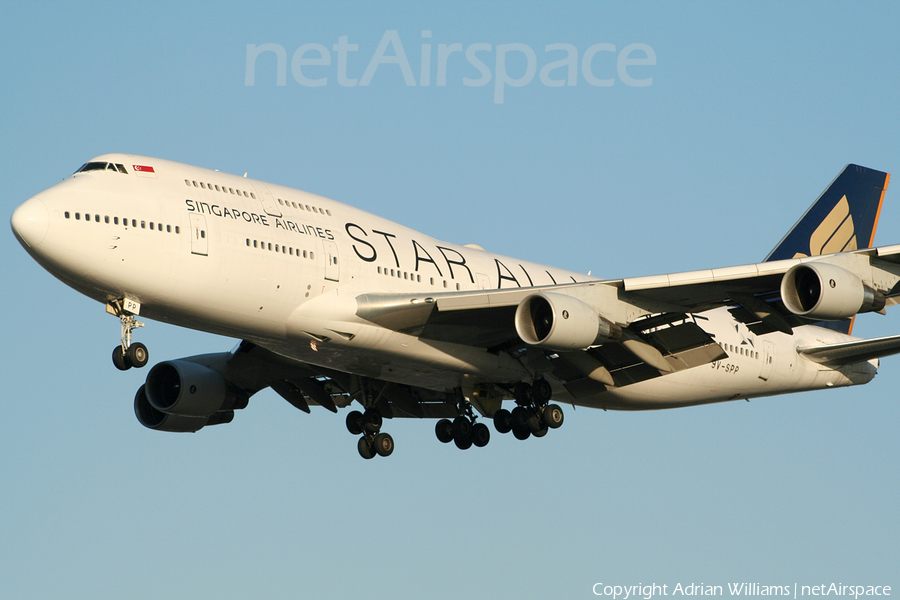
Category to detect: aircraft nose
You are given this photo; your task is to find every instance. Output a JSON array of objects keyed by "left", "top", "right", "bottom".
[{"left": 11, "top": 198, "right": 49, "bottom": 248}]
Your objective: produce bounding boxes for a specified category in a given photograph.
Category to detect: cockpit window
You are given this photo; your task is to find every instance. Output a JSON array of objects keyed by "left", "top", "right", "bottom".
[
  {"left": 77, "top": 162, "right": 109, "bottom": 173},
  {"left": 75, "top": 161, "right": 129, "bottom": 174}
]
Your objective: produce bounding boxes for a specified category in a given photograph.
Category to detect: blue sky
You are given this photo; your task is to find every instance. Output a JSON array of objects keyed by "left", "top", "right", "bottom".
[{"left": 2, "top": 2, "right": 899, "bottom": 599}]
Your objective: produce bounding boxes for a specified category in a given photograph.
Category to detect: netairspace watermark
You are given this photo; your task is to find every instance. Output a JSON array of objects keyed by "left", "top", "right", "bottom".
[
  {"left": 245, "top": 30, "right": 656, "bottom": 104},
  {"left": 592, "top": 583, "right": 892, "bottom": 600}
]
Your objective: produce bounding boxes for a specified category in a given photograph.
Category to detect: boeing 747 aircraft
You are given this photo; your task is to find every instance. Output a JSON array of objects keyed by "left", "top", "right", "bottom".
[{"left": 11, "top": 156, "right": 900, "bottom": 458}]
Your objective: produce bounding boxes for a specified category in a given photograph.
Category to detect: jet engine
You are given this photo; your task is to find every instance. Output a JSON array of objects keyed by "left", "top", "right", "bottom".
[
  {"left": 780, "top": 262, "right": 885, "bottom": 320},
  {"left": 134, "top": 360, "right": 248, "bottom": 433},
  {"left": 514, "top": 292, "right": 622, "bottom": 351}
]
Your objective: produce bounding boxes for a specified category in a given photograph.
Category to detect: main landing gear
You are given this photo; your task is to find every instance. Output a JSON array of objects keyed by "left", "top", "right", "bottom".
[
  {"left": 434, "top": 399, "right": 491, "bottom": 450},
  {"left": 492, "top": 379, "right": 564, "bottom": 441},
  {"left": 346, "top": 407, "right": 394, "bottom": 459},
  {"left": 109, "top": 300, "right": 149, "bottom": 371}
]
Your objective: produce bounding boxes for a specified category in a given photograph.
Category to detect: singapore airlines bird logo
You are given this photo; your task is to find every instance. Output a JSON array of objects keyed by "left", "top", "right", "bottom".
[{"left": 793, "top": 195, "right": 857, "bottom": 258}]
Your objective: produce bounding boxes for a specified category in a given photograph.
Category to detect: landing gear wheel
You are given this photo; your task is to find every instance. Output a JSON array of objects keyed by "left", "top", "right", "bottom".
[
  {"left": 493, "top": 409, "right": 512, "bottom": 434},
  {"left": 532, "top": 425, "right": 549, "bottom": 438},
  {"left": 471, "top": 423, "right": 490, "bottom": 447},
  {"left": 357, "top": 436, "right": 375, "bottom": 459},
  {"left": 512, "top": 426, "right": 531, "bottom": 441},
  {"left": 346, "top": 410, "right": 364, "bottom": 435},
  {"left": 363, "top": 407, "right": 383, "bottom": 433},
  {"left": 511, "top": 406, "right": 529, "bottom": 429},
  {"left": 454, "top": 432, "right": 473, "bottom": 450},
  {"left": 112, "top": 346, "right": 131, "bottom": 371},
  {"left": 452, "top": 416, "right": 471, "bottom": 440},
  {"left": 526, "top": 410, "right": 543, "bottom": 433},
  {"left": 373, "top": 432, "right": 394, "bottom": 457},
  {"left": 514, "top": 382, "right": 532, "bottom": 404},
  {"left": 532, "top": 378, "right": 552, "bottom": 403},
  {"left": 543, "top": 404, "right": 564, "bottom": 429},
  {"left": 435, "top": 419, "right": 454, "bottom": 443},
  {"left": 126, "top": 342, "right": 149, "bottom": 368}
]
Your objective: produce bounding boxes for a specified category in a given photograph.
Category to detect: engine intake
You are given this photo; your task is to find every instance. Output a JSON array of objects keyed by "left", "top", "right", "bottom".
[
  {"left": 780, "top": 262, "right": 885, "bottom": 320},
  {"left": 144, "top": 360, "right": 248, "bottom": 417},
  {"left": 515, "top": 292, "right": 621, "bottom": 351}
]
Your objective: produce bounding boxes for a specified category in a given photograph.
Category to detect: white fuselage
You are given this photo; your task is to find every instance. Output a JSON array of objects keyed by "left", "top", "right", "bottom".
[{"left": 13, "top": 154, "right": 876, "bottom": 410}]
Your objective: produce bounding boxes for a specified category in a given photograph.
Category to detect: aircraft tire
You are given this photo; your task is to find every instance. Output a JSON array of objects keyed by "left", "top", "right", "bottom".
[
  {"left": 346, "top": 410, "right": 364, "bottom": 435},
  {"left": 493, "top": 409, "right": 512, "bottom": 434},
  {"left": 513, "top": 382, "right": 532, "bottom": 404},
  {"left": 373, "top": 432, "right": 394, "bottom": 457},
  {"left": 471, "top": 423, "right": 490, "bottom": 447},
  {"left": 526, "top": 410, "right": 543, "bottom": 433},
  {"left": 452, "top": 416, "right": 471, "bottom": 439},
  {"left": 512, "top": 426, "right": 531, "bottom": 440},
  {"left": 532, "top": 425, "right": 548, "bottom": 438},
  {"left": 435, "top": 419, "right": 454, "bottom": 443},
  {"left": 363, "top": 407, "right": 382, "bottom": 433},
  {"left": 113, "top": 346, "right": 131, "bottom": 371},
  {"left": 358, "top": 436, "right": 376, "bottom": 459},
  {"left": 532, "top": 378, "right": 552, "bottom": 403},
  {"left": 454, "top": 432, "right": 473, "bottom": 450},
  {"left": 126, "top": 343, "right": 149, "bottom": 368},
  {"left": 543, "top": 404, "right": 564, "bottom": 429},
  {"left": 511, "top": 406, "right": 529, "bottom": 429}
]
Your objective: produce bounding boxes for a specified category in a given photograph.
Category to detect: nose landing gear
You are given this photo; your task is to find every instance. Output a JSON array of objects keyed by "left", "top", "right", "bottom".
[{"left": 108, "top": 299, "right": 148, "bottom": 371}]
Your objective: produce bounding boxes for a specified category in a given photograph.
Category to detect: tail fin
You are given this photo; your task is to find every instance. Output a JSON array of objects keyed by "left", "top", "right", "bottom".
[
  {"left": 766, "top": 164, "right": 890, "bottom": 334},
  {"left": 765, "top": 164, "right": 889, "bottom": 262}
]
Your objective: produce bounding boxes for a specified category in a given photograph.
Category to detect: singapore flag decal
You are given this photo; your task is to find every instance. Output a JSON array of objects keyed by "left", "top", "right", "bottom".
[{"left": 133, "top": 164, "right": 157, "bottom": 179}]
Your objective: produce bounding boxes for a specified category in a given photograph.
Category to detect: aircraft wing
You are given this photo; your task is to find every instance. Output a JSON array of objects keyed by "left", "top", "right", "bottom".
[
  {"left": 354, "top": 244, "right": 900, "bottom": 397},
  {"left": 358, "top": 244, "right": 900, "bottom": 336}
]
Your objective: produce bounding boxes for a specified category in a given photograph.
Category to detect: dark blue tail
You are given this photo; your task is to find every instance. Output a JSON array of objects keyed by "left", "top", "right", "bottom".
[
  {"left": 766, "top": 164, "right": 890, "bottom": 334},
  {"left": 766, "top": 164, "right": 889, "bottom": 262}
]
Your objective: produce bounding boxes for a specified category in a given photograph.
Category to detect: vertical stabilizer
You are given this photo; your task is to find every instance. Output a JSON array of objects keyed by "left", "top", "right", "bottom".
[{"left": 766, "top": 164, "right": 889, "bottom": 262}]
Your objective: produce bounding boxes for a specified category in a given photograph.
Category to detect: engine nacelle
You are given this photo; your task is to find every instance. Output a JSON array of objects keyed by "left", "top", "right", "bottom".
[
  {"left": 133, "top": 385, "right": 229, "bottom": 433},
  {"left": 515, "top": 292, "right": 622, "bottom": 351},
  {"left": 144, "top": 360, "right": 248, "bottom": 417},
  {"left": 780, "top": 262, "right": 885, "bottom": 320}
]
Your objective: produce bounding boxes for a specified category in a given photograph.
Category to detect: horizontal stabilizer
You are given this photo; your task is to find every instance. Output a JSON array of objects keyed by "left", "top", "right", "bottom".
[{"left": 798, "top": 334, "right": 900, "bottom": 365}]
